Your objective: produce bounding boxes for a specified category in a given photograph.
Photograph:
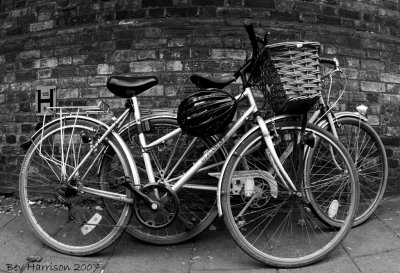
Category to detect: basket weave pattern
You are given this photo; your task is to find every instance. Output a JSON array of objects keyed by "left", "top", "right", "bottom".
[{"left": 254, "top": 42, "right": 322, "bottom": 115}]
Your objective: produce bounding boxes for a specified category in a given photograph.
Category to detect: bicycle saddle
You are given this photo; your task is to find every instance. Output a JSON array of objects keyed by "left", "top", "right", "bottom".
[
  {"left": 190, "top": 74, "right": 235, "bottom": 89},
  {"left": 107, "top": 76, "right": 158, "bottom": 98}
]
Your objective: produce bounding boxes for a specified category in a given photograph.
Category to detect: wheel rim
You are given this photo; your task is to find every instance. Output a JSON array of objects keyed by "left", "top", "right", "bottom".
[
  {"left": 20, "top": 122, "right": 131, "bottom": 254},
  {"left": 334, "top": 119, "right": 387, "bottom": 225},
  {"left": 222, "top": 122, "right": 358, "bottom": 266}
]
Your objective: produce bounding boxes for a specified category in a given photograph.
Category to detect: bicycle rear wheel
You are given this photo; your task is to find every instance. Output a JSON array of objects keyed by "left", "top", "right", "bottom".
[
  {"left": 102, "top": 116, "right": 223, "bottom": 245},
  {"left": 221, "top": 121, "right": 359, "bottom": 268},
  {"left": 326, "top": 116, "right": 387, "bottom": 226},
  {"left": 19, "top": 119, "right": 133, "bottom": 256}
]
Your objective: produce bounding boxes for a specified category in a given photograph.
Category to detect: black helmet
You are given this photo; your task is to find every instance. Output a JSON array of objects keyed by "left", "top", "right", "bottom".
[{"left": 177, "top": 89, "right": 237, "bottom": 137}]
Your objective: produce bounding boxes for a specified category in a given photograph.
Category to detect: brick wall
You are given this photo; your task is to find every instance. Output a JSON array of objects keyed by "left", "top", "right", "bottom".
[{"left": 1, "top": 0, "right": 400, "bottom": 193}]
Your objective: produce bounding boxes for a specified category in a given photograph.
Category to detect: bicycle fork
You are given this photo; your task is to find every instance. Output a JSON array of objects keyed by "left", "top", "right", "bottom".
[{"left": 255, "top": 115, "right": 298, "bottom": 192}]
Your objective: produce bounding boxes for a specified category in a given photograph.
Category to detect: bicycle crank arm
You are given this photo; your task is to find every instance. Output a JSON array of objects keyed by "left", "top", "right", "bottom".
[{"left": 115, "top": 177, "right": 160, "bottom": 210}]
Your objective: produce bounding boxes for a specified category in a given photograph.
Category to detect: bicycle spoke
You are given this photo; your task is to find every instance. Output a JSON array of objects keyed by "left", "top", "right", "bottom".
[
  {"left": 20, "top": 120, "right": 132, "bottom": 255},
  {"left": 222, "top": 121, "right": 358, "bottom": 267}
]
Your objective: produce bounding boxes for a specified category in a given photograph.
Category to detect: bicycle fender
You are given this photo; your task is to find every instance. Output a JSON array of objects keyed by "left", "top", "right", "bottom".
[
  {"left": 23, "top": 115, "right": 141, "bottom": 187},
  {"left": 22, "top": 112, "right": 178, "bottom": 151},
  {"left": 316, "top": 111, "right": 368, "bottom": 128},
  {"left": 216, "top": 115, "right": 292, "bottom": 216},
  {"left": 22, "top": 116, "right": 107, "bottom": 149}
]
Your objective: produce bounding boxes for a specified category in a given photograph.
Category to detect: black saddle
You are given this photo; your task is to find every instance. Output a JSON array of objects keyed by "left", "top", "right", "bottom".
[
  {"left": 107, "top": 76, "right": 158, "bottom": 98},
  {"left": 190, "top": 74, "right": 235, "bottom": 89}
]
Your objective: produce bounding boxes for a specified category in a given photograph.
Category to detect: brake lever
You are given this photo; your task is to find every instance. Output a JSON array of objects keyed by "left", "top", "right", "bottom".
[{"left": 263, "top": 32, "right": 270, "bottom": 45}]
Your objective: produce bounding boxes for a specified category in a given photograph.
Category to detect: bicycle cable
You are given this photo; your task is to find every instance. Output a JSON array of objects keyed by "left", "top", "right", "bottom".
[{"left": 318, "top": 68, "right": 348, "bottom": 121}]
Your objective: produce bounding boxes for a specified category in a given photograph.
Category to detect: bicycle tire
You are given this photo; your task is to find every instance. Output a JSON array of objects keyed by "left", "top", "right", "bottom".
[
  {"left": 102, "top": 116, "right": 224, "bottom": 245},
  {"left": 324, "top": 116, "right": 387, "bottom": 226},
  {"left": 19, "top": 119, "right": 133, "bottom": 256},
  {"left": 221, "top": 120, "right": 359, "bottom": 268}
]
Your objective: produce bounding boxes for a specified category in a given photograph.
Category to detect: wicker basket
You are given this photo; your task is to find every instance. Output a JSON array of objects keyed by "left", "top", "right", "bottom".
[{"left": 254, "top": 41, "right": 322, "bottom": 115}]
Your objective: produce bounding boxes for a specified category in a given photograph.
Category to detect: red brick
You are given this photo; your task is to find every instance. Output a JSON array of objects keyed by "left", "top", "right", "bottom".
[
  {"left": 217, "top": 7, "right": 251, "bottom": 17},
  {"left": 142, "top": 0, "right": 173, "bottom": 8},
  {"left": 316, "top": 15, "right": 341, "bottom": 25},
  {"left": 360, "top": 81, "right": 385, "bottom": 92},
  {"left": 210, "top": 49, "right": 246, "bottom": 60},
  {"left": 88, "top": 76, "right": 107, "bottom": 86},
  {"left": 129, "top": 61, "right": 164, "bottom": 72},
  {"left": 137, "top": 50, "right": 157, "bottom": 60},
  {"left": 16, "top": 50, "right": 40, "bottom": 60},
  {"left": 361, "top": 59, "right": 385, "bottom": 71},
  {"left": 81, "top": 87, "right": 101, "bottom": 98},
  {"left": 97, "top": 64, "right": 115, "bottom": 75},
  {"left": 132, "top": 38, "right": 168, "bottom": 49},
  {"left": 148, "top": 8, "right": 166, "bottom": 18},
  {"left": 245, "top": 0, "right": 275, "bottom": 8},
  {"left": 58, "top": 77, "right": 87, "bottom": 88},
  {"left": 35, "top": 57, "right": 58, "bottom": 68},
  {"left": 57, "top": 88, "right": 79, "bottom": 99},
  {"left": 193, "top": 0, "right": 224, "bottom": 5},
  {"left": 53, "top": 66, "right": 76, "bottom": 77},
  {"left": 166, "top": 7, "right": 198, "bottom": 17},
  {"left": 29, "top": 20, "right": 54, "bottom": 32},
  {"left": 37, "top": 68, "right": 52, "bottom": 79},
  {"left": 166, "top": 60, "right": 183, "bottom": 71},
  {"left": 76, "top": 65, "right": 98, "bottom": 75}
]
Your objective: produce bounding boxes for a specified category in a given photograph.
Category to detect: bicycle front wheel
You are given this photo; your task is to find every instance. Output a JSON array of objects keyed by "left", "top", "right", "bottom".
[
  {"left": 326, "top": 116, "right": 387, "bottom": 226},
  {"left": 19, "top": 119, "right": 133, "bottom": 256},
  {"left": 221, "top": 121, "right": 359, "bottom": 268}
]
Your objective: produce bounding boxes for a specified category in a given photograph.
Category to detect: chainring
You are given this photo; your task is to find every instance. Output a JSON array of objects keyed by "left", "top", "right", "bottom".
[{"left": 134, "top": 183, "right": 180, "bottom": 229}]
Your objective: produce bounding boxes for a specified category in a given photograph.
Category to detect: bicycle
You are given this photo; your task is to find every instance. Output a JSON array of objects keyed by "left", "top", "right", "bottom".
[
  {"left": 191, "top": 54, "right": 387, "bottom": 227},
  {"left": 19, "top": 22, "right": 359, "bottom": 267},
  {"left": 116, "top": 31, "right": 386, "bottom": 244},
  {"left": 307, "top": 59, "right": 387, "bottom": 226}
]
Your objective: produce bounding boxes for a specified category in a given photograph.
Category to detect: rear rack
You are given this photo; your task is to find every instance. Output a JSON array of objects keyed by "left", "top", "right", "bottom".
[{"left": 44, "top": 101, "right": 111, "bottom": 116}]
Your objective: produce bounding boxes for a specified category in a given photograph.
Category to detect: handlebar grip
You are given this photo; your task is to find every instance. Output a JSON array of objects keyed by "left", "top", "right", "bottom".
[
  {"left": 320, "top": 57, "right": 339, "bottom": 68},
  {"left": 244, "top": 20, "right": 257, "bottom": 44}
]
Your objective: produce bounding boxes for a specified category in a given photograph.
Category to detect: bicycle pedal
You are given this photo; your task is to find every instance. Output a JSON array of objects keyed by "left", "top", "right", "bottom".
[
  {"left": 112, "top": 176, "right": 131, "bottom": 187},
  {"left": 57, "top": 193, "right": 72, "bottom": 208}
]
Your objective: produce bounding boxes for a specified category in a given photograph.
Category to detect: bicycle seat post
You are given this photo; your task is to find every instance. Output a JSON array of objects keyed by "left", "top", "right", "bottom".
[{"left": 130, "top": 96, "right": 156, "bottom": 184}]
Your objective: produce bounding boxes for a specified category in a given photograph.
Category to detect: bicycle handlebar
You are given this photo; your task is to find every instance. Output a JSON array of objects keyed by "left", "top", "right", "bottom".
[
  {"left": 320, "top": 57, "right": 341, "bottom": 81},
  {"left": 244, "top": 20, "right": 257, "bottom": 45},
  {"left": 320, "top": 57, "right": 340, "bottom": 69},
  {"left": 232, "top": 21, "right": 268, "bottom": 83},
  {"left": 244, "top": 20, "right": 259, "bottom": 69}
]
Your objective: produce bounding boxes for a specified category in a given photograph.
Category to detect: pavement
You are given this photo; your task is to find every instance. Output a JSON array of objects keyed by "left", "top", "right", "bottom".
[{"left": 1, "top": 194, "right": 400, "bottom": 273}]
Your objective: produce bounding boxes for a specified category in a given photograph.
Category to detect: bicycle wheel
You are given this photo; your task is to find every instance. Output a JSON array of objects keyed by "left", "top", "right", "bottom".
[
  {"left": 19, "top": 119, "right": 133, "bottom": 256},
  {"left": 221, "top": 120, "right": 359, "bottom": 268},
  {"left": 326, "top": 116, "right": 387, "bottom": 226},
  {"left": 102, "top": 116, "right": 224, "bottom": 244}
]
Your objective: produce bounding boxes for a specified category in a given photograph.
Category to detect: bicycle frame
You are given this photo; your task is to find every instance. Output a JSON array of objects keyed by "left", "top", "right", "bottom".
[
  {"left": 133, "top": 87, "right": 297, "bottom": 196},
  {"left": 32, "top": 85, "right": 297, "bottom": 214},
  {"left": 28, "top": 60, "right": 369, "bottom": 216}
]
